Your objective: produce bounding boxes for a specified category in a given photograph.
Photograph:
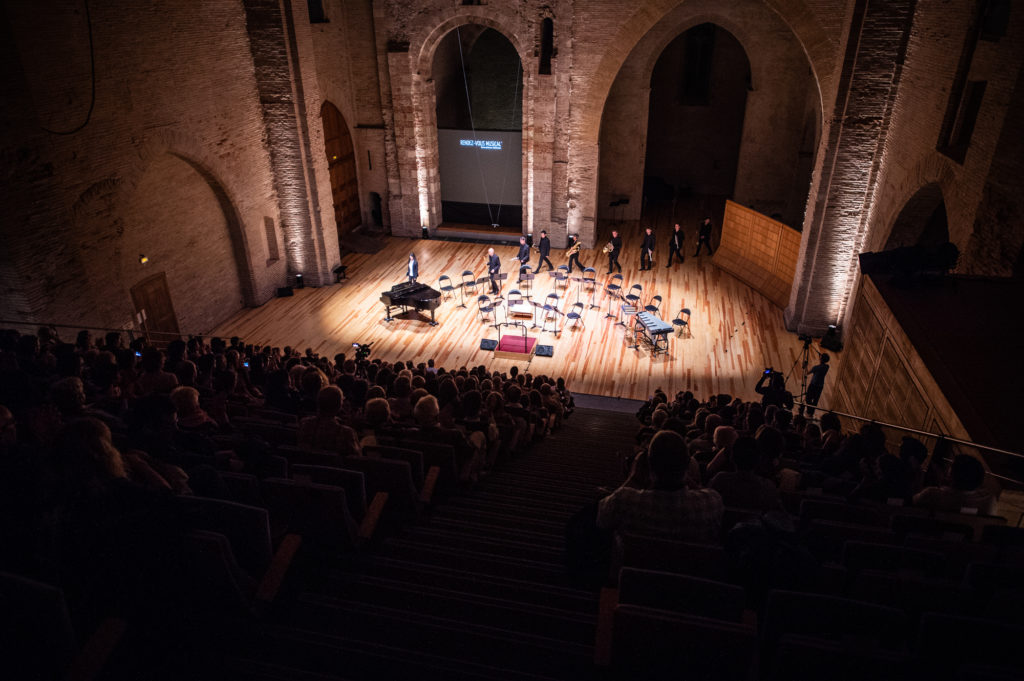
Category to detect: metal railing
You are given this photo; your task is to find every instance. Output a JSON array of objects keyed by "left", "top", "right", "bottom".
[
  {"left": 795, "top": 400, "right": 1024, "bottom": 489},
  {"left": 0, "top": 319, "right": 196, "bottom": 346}
]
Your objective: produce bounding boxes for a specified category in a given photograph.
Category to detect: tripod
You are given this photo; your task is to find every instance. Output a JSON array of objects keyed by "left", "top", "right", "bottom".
[{"left": 786, "top": 336, "right": 816, "bottom": 409}]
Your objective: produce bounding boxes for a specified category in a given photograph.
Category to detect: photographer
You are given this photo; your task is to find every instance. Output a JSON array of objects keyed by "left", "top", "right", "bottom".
[
  {"left": 755, "top": 369, "right": 794, "bottom": 410},
  {"left": 804, "top": 353, "right": 830, "bottom": 417}
]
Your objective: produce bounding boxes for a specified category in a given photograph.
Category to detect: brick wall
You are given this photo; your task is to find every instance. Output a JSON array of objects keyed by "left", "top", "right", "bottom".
[
  {"left": 2, "top": 0, "right": 1020, "bottom": 348},
  {"left": 1, "top": 0, "right": 284, "bottom": 332}
]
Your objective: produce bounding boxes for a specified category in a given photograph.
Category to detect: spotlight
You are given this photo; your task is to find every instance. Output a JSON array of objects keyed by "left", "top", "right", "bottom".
[
  {"left": 139, "top": 254, "right": 149, "bottom": 264},
  {"left": 295, "top": 273, "right": 304, "bottom": 289},
  {"left": 421, "top": 225, "right": 429, "bottom": 239},
  {"left": 820, "top": 324, "right": 843, "bottom": 352}
]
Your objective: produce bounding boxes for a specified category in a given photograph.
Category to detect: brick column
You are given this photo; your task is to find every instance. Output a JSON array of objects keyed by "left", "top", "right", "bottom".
[
  {"left": 243, "top": 0, "right": 332, "bottom": 286},
  {"left": 786, "top": 0, "right": 915, "bottom": 336}
]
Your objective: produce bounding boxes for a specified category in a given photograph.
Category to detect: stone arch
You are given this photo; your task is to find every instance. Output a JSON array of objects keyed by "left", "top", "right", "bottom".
[
  {"left": 414, "top": 15, "right": 529, "bottom": 78},
  {"left": 122, "top": 132, "right": 258, "bottom": 307},
  {"left": 580, "top": 0, "right": 832, "bottom": 148},
  {"left": 597, "top": 0, "right": 823, "bottom": 228},
  {"left": 871, "top": 155, "right": 958, "bottom": 253},
  {"left": 883, "top": 183, "right": 949, "bottom": 250},
  {"left": 410, "top": 15, "right": 529, "bottom": 232}
]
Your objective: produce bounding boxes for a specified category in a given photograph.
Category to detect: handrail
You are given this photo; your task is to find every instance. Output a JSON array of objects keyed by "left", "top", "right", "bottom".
[
  {"left": 0, "top": 319, "right": 196, "bottom": 340},
  {"left": 796, "top": 400, "right": 1024, "bottom": 488},
  {"left": 793, "top": 400, "right": 1024, "bottom": 461}
]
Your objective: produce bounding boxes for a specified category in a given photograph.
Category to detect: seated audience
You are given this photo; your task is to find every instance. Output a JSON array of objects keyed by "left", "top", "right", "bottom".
[
  {"left": 298, "top": 386, "right": 361, "bottom": 456},
  {"left": 709, "top": 436, "right": 782, "bottom": 511},
  {"left": 913, "top": 454, "right": 996, "bottom": 515},
  {"left": 597, "top": 430, "right": 723, "bottom": 543}
]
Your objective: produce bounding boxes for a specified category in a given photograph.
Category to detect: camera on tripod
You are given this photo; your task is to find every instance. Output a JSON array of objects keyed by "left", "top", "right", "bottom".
[{"left": 352, "top": 342, "right": 373, "bottom": 361}]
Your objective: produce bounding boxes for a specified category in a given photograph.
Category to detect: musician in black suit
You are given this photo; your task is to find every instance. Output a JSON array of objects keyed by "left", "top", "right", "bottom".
[
  {"left": 666, "top": 223, "right": 684, "bottom": 267},
  {"left": 534, "top": 230, "right": 554, "bottom": 273},
  {"left": 406, "top": 253, "right": 419, "bottom": 282},
  {"left": 694, "top": 217, "right": 714, "bottom": 256},
  {"left": 607, "top": 230, "right": 623, "bottom": 274},
  {"left": 566, "top": 234, "right": 583, "bottom": 273},
  {"left": 486, "top": 247, "right": 501, "bottom": 294},
  {"left": 516, "top": 236, "right": 531, "bottom": 268},
  {"left": 640, "top": 227, "right": 655, "bottom": 271}
]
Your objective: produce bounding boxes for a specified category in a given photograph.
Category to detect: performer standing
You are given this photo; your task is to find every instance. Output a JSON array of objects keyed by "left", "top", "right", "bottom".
[
  {"left": 640, "top": 227, "right": 655, "bottom": 271},
  {"left": 566, "top": 234, "right": 583, "bottom": 273},
  {"left": 407, "top": 253, "right": 419, "bottom": 282},
  {"left": 804, "top": 352, "right": 830, "bottom": 417},
  {"left": 694, "top": 216, "right": 714, "bottom": 256},
  {"left": 486, "top": 247, "right": 501, "bottom": 294},
  {"left": 606, "top": 230, "right": 623, "bottom": 274},
  {"left": 534, "top": 230, "right": 554, "bottom": 273},
  {"left": 666, "top": 223, "right": 684, "bottom": 267},
  {"left": 516, "top": 236, "right": 531, "bottom": 268}
]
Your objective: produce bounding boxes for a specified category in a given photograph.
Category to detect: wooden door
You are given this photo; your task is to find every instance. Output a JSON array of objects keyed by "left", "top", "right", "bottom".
[
  {"left": 130, "top": 272, "right": 180, "bottom": 341},
  {"left": 321, "top": 102, "right": 361, "bottom": 245}
]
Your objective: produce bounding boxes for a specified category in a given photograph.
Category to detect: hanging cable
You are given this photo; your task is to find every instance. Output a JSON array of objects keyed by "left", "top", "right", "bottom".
[
  {"left": 456, "top": 26, "right": 496, "bottom": 226},
  {"left": 494, "top": 60, "right": 521, "bottom": 226},
  {"left": 42, "top": 0, "right": 96, "bottom": 135}
]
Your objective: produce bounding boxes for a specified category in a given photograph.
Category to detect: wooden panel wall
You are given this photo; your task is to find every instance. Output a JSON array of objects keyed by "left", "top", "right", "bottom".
[
  {"left": 712, "top": 200, "right": 801, "bottom": 308},
  {"left": 827, "top": 276, "right": 970, "bottom": 446}
]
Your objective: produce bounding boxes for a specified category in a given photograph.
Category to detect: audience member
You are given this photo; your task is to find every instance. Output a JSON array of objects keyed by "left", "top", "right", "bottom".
[{"left": 597, "top": 430, "right": 723, "bottom": 542}]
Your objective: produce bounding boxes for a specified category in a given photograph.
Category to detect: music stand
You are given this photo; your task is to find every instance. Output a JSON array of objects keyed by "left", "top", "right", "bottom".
[
  {"left": 605, "top": 287, "right": 621, "bottom": 318},
  {"left": 583, "top": 272, "right": 599, "bottom": 309},
  {"left": 490, "top": 296, "right": 506, "bottom": 329},
  {"left": 495, "top": 272, "right": 508, "bottom": 295},
  {"left": 570, "top": 276, "right": 586, "bottom": 305},
  {"left": 518, "top": 270, "right": 534, "bottom": 298},
  {"left": 477, "top": 275, "right": 494, "bottom": 296},
  {"left": 454, "top": 281, "right": 468, "bottom": 309},
  {"left": 528, "top": 299, "right": 544, "bottom": 329}
]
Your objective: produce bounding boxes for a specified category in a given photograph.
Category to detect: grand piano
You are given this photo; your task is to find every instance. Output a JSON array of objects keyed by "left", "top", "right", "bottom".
[{"left": 380, "top": 281, "right": 442, "bottom": 326}]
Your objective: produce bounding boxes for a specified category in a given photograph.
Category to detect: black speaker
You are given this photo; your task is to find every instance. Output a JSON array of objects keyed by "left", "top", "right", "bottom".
[
  {"left": 277, "top": 286, "right": 294, "bottom": 297},
  {"left": 535, "top": 344, "right": 554, "bottom": 357},
  {"left": 480, "top": 339, "right": 498, "bottom": 351}
]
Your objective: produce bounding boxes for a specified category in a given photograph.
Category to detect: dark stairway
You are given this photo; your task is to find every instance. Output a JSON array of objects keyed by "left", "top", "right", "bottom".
[{"left": 231, "top": 405, "right": 637, "bottom": 681}]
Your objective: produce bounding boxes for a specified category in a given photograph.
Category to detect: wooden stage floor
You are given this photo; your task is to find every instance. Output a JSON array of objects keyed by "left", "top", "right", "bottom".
[{"left": 213, "top": 232, "right": 809, "bottom": 403}]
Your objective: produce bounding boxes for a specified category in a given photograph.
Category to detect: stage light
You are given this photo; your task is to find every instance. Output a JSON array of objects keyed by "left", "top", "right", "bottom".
[
  {"left": 295, "top": 273, "right": 304, "bottom": 289},
  {"left": 820, "top": 324, "right": 843, "bottom": 352},
  {"left": 139, "top": 254, "right": 149, "bottom": 264},
  {"left": 422, "top": 225, "right": 429, "bottom": 239}
]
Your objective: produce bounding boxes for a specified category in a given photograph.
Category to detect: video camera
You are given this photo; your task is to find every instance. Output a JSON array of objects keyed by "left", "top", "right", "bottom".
[{"left": 352, "top": 342, "right": 373, "bottom": 361}]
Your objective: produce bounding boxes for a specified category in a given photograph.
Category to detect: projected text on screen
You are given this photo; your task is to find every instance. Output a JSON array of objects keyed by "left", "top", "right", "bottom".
[{"left": 460, "top": 139, "right": 503, "bottom": 150}]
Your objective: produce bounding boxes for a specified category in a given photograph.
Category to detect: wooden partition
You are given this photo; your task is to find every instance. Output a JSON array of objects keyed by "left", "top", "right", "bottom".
[{"left": 712, "top": 200, "right": 801, "bottom": 308}]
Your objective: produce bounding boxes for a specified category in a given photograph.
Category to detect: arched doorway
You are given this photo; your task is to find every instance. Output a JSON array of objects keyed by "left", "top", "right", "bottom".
[
  {"left": 597, "top": 6, "right": 821, "bottom": 234},
  {"left": 643, "top": 24, "right": 751, "bottom": 217},
  {"left": 321, "top": 102, "right": 361, "bottom": 246},
  {"left": 432, "top": 26, "right": 523, "bottom": 228},
  {"left": 884, "top": 183, "right": 949, "bottom": 250},
  {"left": 120, "top": 152, "right": 250, "bottom": 333}
]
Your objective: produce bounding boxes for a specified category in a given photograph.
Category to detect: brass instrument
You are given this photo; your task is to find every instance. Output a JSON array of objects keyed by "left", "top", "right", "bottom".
[
  {"left": 567, "top": 240, "right": 582, "bottom": 256},
  {"left": 601, "top": 241, "right": 614, "bottom": 254}
]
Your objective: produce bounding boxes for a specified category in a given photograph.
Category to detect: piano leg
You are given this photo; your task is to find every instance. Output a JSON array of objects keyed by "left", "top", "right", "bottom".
[
  {"left": 384, "top": 304, "right": 394, "bottom": 322},
  {"left": 429, "top": 308, "right": 438, "bottom": 327}
]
